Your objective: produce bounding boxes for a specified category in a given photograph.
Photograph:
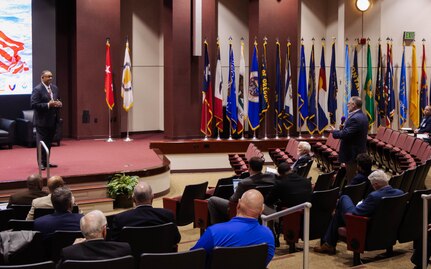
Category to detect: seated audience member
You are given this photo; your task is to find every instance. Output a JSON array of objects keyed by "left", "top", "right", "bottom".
[
  {"left": 191, "top": 189, "right": 275, "bottom": 267},
  {"left": 27, "top": 175, "right": 76, "bottom": 220},
  {"left": 265, "top": 162, "right": 312, "bottom": 213},
  {"left": 7, "top": 174, "right": 48, "bottom": 207},
  {"left": 59, "top": 210, "right": 131, "bottom": 263},
  {"left": 34, "top": 187, "right": 83, "bottom": 239},
  {"left": 208, "top": 157, "right": 275, "bottom": 224},
  {"left": 415, "top": 105, "right": 431, "bottom": 134},
  {"left": 291, "top": 141, "right": 312, "bottom": 172},
  {"left": 349, "top": 153, "right": 373, "bottom": 185},
  {"left": 411, "top": 223, "right": 431, "bottom": 269},
  {"left": 110, "top": 181, "right": 180, "bottom": 242},
  {"left": 314, "top": 170, "right": 403, "bottom": 255}
]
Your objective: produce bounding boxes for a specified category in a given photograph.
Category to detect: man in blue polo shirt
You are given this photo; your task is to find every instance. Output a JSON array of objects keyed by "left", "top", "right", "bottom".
[{"left": 191, "top": 189, "right": 275, "bottom": 266}]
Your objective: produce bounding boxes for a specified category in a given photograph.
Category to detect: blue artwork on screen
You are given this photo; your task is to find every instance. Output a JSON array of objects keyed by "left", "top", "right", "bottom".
[{"left": 0, "top": 0, "right": 32, "bottom": 95}]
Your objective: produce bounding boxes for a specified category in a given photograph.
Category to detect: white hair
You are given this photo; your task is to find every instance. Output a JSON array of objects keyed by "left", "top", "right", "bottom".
[
  {"left": 298, "top": 141, "right": 311, "bottom": 153},
  {"left": 368, "top": 170, "right": 389, "bottom": 185},
  {"left": 80, "top": 210, "right": 107, "bottom": 239}
]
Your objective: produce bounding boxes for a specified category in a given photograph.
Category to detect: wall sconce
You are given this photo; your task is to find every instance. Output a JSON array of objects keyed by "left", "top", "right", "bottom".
[{"left": 356, "top": 0, "right": 371, "bottom": 12}]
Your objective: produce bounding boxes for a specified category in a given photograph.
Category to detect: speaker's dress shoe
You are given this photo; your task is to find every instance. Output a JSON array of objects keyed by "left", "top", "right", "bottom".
[
  {"left": 314, "top": 243, "right": 336, "bottom": 255},
  {"left": 47, "top": 163, "right": 58, "bottom": 168},
  {"left": 39, "top": 165, "right": 46, "bottom": 171}
]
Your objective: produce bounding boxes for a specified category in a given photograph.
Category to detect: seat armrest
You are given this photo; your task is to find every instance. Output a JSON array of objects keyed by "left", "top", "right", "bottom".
[
  {"left": 163, "top": 197, "right": 180, "bottom": 220},
  {"left": 343, "top": 213, "right": 370, "bottom": 253},
  {"left": 194, "top": 199, "right": 209, "bottom": 231}
]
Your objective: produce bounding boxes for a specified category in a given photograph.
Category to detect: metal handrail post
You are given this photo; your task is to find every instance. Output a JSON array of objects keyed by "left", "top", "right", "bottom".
[
  {"left": 261, "top": 202, "right": 312, "bottom": 269},
  {"left": 422, "top": 194, "right": 431, "bottom": 269},
  {"left": 38, "top": 141, "right": 50, "bottom": 178}
]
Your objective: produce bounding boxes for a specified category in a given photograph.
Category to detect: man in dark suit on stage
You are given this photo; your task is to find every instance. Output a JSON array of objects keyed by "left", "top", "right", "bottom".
[
  {"left": 110, "top": 182, "right": 181, "bottom": 242},
  {"left": 331, "top": 96, "right": 369, "bottom": 184},
  {"left": 59, "top": 210, "right": 131, "bottom": 263},
  {"left": 31, "top": 70, "right": 62, "bottom": 170},
  {"left": 314, "top": 170, "right": 403, "bottom": 255},
  {"left": 7, "top": 174, "right": 48, "bottom": 207},
  {"left": 415, "top": 105, "right": 431, "bottom": 134},
  {"left": 291, "top": 141, "right": 312, "bottom": 172},
  {"left": 208, "top": 157, "right": 275, "bottom": 224}
]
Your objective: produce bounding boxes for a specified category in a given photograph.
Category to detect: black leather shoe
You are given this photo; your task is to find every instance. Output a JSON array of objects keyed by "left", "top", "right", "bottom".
[
  {"left": 47, "top": 163, "right": 58, "bottom": 168},
  {"left": 39, "top": 165, "right": 46, "bottom": 171}
]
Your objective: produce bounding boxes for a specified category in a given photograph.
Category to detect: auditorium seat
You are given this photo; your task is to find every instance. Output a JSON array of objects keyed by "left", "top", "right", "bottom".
[
  {"left": 10, "top": 204, "right": 31, "bottom": 220},
  {"left": 48, "top": 230, "right": 84, "bottom": 262},
  {"left": 0, "top": 208, "right": 14, "bottom": 231},
  {"left": 140, "top": 248, "right": 206, "bottom": 269},
  {"left": 8, "top": 219, "right": 34, "bottom": 231},
  {"left": 60, "top": 255, "right": 134, "bottom": 269},
  {"left": 0, "top": 232, "right": 46, "bottom": 265},
  {"left": 340, "top": 181, "right": 367, "bottom": 205},
  {"left": 210, "top": 243, "right": 268, "bottom": 269},
  {"left": 0, "top": 261, "right": 54, "bottom": 269},
  {"left": 313, "top": 170, "right": 336, "bottom": 191},
  {"left": 0, "top": 118, "right": 16, "bottom": 149}
]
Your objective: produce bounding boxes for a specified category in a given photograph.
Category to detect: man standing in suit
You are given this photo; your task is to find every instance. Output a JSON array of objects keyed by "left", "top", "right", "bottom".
[
  {"left": 31, "top": 70, "right": 62, "bottom": 170},
  {"left": 7, "top": 174, "right": 48, "bottom": 207},
  {"left": 34, "top": 187, "right": 83, "bottom": 239},
  {"left": 110, "top": 182, "right": 181, "bottom": 242},
  {"left": 314, "top": 170, "right": 403, "bottom": 255},
  {"left": 208, "top": 157, "right": 275, "bottom": 224},
  {"left": 331, "top": 96, "right": 369, "bottom": 184},
  {"left": 59, "top": 210, "right": 131, "bottom": 263},
  {"left": 415, "top": 105, "right": 431, "bottom": 134}
]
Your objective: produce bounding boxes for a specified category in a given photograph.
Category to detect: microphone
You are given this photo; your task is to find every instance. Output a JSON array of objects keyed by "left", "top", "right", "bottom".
[{"left": 340, "top": 116, "right": 346, "bottom": 129}]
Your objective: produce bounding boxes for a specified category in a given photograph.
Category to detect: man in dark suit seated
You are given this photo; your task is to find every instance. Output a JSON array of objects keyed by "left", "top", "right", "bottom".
[
  {"left": 7, "top": 174, "right": 48, "bottom": 207},
  {"left": 208, "top": 157, "right": 275, "bottom": 224},
  {"left": 314, "top": 170, "right": 403, "bottom": 254},
  {"left": 34, "top": 187, "right": 83, "bottom": 239},
  {"left": 59, "top": 210, "right": 131, "bottom": 263},
  {"left": 291, "top": 141, "right": 312, "bottom": 172},
  {"left": 110, "top": 182, "right": 181, "bottom": 242},
  {"left": 349, "top": 153, "right": 373, "bottom": 185},
  {"left": 415, "top": 105, "right": 431, "bottom": 134}
]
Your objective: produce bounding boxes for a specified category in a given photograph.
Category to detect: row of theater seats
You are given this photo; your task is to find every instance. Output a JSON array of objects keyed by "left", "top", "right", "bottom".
[
  {"left": 227, "top": 143, "right": 264, "bottom": 175},
  {"left": 368, "top": 127, "right": 431, "bottom": 174},
  {"left": 0, "top": 242, "right": 269, "bottom": 269},
  {"left": 268, "top": 138, "right": 300, "bottom": 166},
  {"left": 312, "top": 133, "right": 341, "bottom": 172}
]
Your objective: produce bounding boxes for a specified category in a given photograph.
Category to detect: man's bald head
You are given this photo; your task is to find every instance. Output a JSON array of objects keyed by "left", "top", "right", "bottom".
[
  {"left": 132, "top": 181, "right": 153, "bottom": 206},
  {"left": 47, "top": 175, "right": 64, "bottom": 193},
  {"left": 236, "top": 189, "right": 264, "bottom": 219},
  {"left": 27, "top": 174, "right": 43, "bottom": 191}
]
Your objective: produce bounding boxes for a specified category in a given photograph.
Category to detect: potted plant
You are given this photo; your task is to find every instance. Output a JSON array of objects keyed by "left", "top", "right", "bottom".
[{"left": 107, "top": 173, "right": 139, "bottom": 208}]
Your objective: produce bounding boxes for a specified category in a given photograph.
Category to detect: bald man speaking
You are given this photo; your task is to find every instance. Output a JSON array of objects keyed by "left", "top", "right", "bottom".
[{"left": 191, "top": 189, "right": 275, "bottom": 266}]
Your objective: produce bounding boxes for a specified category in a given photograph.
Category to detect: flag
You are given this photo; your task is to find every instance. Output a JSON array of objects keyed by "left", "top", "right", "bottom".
[
  {"left": 375, "top": 43, "right": 385, "bottom": 126},
  {"left": 343, "top": 43, "right": 351, "bottom": 118},
  {"left": 200, "top": 41, "right": 213, "bottom": 136},
  {"left": 307, "top": 43, "right": 317, "bottom": 134},
  {"left": 283, "top": 42, "right": 294, "bottom": 131},
  {"left": 121, "top": 39, "right": 133, "bottom": 112},
  {"left": 298, "top": 42, "right": 308, "bottom": 129},
  {"left": 384, "top": 42, "right": 395, "bottom": 127},
  {"left": 260, "top": 39, "right": 269, "bottom": 123},
  {"left": 275, "top": 41, "right": 283, "bottom": 133},
  {"left": 248, "top": 40, "right": 260, "bottom": 130},
  {"left": 364, "top": 43, "right": 374, "bottom": 128},
  {"left": 237, "top": 39, "right": 246, "bottom": 134},
  {"left": 351, "top": 46, "right": 360, "bottom": 97},
  {"left": 328, "top": 42, "right": 337, "bottom": 125},
  {"left": 420, "top": 43, "right": 429, "bottom": 121},
  {"left": 0, "top": 31, "right": 29, "bottom": 74},
  {"left": 226, "top": 41, "right": 237, "bottom": 133},
  {"left": 317, "top": 42, "right": 329, "bottom": 134},
  {"left": 410, "top": 43, "right": 419, "bottom": 128},
  {"left": 105, "top": 38, "right": 114, "bottom": 110},
  {"left": 399, "top": 45, "right": 408, "bottom": 128},
  {"left": 214, "top": 39, "right": 224, "bottom": 132}
]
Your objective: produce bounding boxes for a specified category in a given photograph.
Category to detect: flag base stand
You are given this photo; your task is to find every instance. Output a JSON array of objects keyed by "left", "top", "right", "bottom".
[
  {"left": 216, "top": 135, "right": 221, "bottom": 141},
  {"left": 106, "top": 137, "right": 115, "bottom": 143},
  {"left": 310, "top": 135, "right": 314, "bottom": 139},
  {"left": 275, "top": 135, "right": 280, "bottom": 140},
  {"left": 228, "top": 135, "right": 233, "bottom": 141},
  {"left": 321, "top": 134, "right": 326, "bottom": 138},
  {"left": 203, "top": 136, "right": 209, "bottom": 141},
  {"left": 123, "top": 137, "right": 133, "bottom": 142},
  {"left": 263, "top": 136, "right": 269, "bottom": 140}
]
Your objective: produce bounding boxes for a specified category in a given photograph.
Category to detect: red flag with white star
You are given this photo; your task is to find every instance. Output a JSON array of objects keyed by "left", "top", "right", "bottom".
[{"left": 105, "top": 38, "right": 114, "bottom": 110}]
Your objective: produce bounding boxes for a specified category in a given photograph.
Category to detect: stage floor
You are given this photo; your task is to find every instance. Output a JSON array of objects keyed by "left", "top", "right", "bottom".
[{"left": 0, "top": 133, "right": 165, "bottom": 183}]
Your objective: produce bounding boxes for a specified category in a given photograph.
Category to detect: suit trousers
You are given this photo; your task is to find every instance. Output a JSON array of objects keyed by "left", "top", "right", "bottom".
[
  {"left": 208, "top": 196, "right": 230, "bottom": 224},
  {"left": 36, "top": 125, "right": 56, "bottom": 166}
]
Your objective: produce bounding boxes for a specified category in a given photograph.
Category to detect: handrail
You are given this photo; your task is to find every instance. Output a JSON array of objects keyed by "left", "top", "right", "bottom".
[
  {"left": 261, "top": 202, "right": 312, "bottom": 269},
  {"left": 422, "top": 194, "right": 431, "bottom": 269},
  {"left": 38, "top": 140, "right": 50, "bottom": 178}
]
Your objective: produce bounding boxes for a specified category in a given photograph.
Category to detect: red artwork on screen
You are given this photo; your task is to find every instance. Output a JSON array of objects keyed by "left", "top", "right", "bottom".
[{"left": 0, "top": 30, "right": 29, "bottom": 74}]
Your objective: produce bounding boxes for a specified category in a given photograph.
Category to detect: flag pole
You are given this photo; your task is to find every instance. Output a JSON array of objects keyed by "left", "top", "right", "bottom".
[
  {"left": 124, "top": 117, "right": 133, "bottom": 142},
  {"left": 107, "top": 108, "right": 114, "bottom": 142}
]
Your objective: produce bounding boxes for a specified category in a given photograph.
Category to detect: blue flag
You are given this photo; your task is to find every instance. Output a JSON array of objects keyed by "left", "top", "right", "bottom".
[
  {"left": 226, "top": 42, "right": 237, "bottom": 133},
  {"left": 351, "top": 46, "right": 360, "bottom": 97},
  {"left": 343, "top": 44, "right": 351, "bottom": 118},
  {"left": 248, "top": 41, "right": 260, "bottom": 130},
  {"left": 328, "top": 42, "right": 338, "bottom": 125},
  {"left": 317, "top": 44, "right": 329, "bottom": 134},
  {"left": 399, "top": 46, "right": 407, "bottom": 128},
  {"left": 298, "top": 43, "right": 308, "bottom": 129},
  {"left": 307, "top": 43, "right": 317, "bottom": 134}
]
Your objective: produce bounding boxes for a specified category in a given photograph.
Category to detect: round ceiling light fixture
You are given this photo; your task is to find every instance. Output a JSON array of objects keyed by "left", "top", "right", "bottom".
[{"left": 356, "top": 0, "right": 371, "bottom": 12}]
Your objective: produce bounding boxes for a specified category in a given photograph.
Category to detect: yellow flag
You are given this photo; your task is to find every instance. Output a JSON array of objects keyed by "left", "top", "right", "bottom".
[{"left": 409, "top": 43, "right": 419, "bottom": 128}]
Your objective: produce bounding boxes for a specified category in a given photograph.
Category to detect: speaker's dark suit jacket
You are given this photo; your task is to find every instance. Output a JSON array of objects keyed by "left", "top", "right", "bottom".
[
  {"left": 7, "top": 189, "right": 48, "bottom": 207},
  {"left": 60, "top": 239, "right": 132, "bottom": 261},
  {"left": 31, "top": 83, "right": 60, "bottom": 127},
  {"left": 266, "top": 173, "right": 312, "bottom": 207},
  {"left": 332, "top": 109, "right": 369, "bottom": 163},
  {"left": 110, "top": 205, "right": 180, "bottom": 242},
  {"left": 418, "top": 116, "right": 431, "bottom": 133}
]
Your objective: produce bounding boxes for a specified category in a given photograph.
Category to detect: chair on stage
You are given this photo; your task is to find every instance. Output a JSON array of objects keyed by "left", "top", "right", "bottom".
[
  {"left": 10, "top": 205, "right": 31, "bottom": 220},
  {"left": 338, "top": 193, "right": 408, "bottom": 266},
  {"left": 118, "top": 223, "right": 179, "bottom": 259},
  {"left": 209, "top": 243, "right": 268, "bottom": 269},
  {"left": 140, "top": 249, "right": 206, "bottom": 269},
  {"left": 163, "top": 181, "right": 208, "bottom": 226},
  {"left": 0, "top": 118, "right": 15, "bottom": 149},
  {"left": 0, "top": 261, "right": 55, "bottom": 269},
  {"left": 60, "top": 255, "right": 134, "bottom": 269}
]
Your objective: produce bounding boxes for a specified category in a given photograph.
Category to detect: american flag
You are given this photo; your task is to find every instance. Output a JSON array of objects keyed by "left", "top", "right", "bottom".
[{"left": 0, "top": 31, "right": 29, "bottom": 74}]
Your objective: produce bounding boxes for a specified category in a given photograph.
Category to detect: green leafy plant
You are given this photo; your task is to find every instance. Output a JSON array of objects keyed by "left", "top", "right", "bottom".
[{"left": 107, "top": 173, "right": 139, "bottom": 199}]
